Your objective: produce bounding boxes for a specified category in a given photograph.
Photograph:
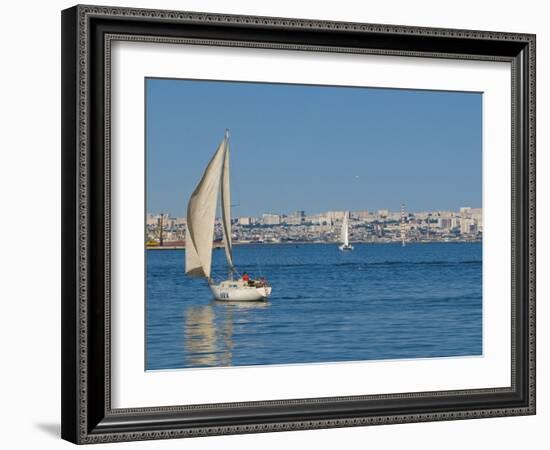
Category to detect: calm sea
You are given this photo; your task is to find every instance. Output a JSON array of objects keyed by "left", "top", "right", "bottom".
[{"left": 146, "top": 242, "right": 482, "bottom": 370}]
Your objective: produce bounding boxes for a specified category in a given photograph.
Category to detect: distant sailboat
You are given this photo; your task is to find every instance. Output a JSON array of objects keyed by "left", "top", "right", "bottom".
[
  {"left": 400, "top": 203, "right": 406, "bottom": 247},
  {"left": 339, "top": 211, "right": 354, "bottom": 251},
  {"left": 185, "top": 130, "right": 272, "bottom": 301}
]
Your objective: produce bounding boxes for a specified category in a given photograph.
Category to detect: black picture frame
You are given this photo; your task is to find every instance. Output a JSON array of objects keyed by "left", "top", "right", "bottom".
[{"left": 61, "top": 4, "right": 536, "bottom": 444}]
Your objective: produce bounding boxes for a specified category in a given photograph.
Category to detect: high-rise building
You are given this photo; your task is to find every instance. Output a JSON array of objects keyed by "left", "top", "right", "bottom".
[
  {"left": 460, "top": 217, "right": 477, "bottom": 234},
  {"left": 285, "top": 210, "right": 305, "bottom": 225},
  {"left": 353, "top": 211, "right": 370, "bottom": 219},
  {"left": 305, "top": 214, "right": 332, "bottom": 226},
  {"left": 451, "top": 217, "right": 460, "bottom": 229},
  {"left": 438, "top": 218, "right": 452, "bottom": 229},
  {"left": 238, "top": 217, "right": 252, "bottom": 226},
  {"left": 325, "top": 211, "right": 346, "bottom": 221},
  {"left": 470, "top": 208, "right": 483, "bottom": 232},
  {"left": 262, "top": 213, "right": 281, "bottom": 225}
]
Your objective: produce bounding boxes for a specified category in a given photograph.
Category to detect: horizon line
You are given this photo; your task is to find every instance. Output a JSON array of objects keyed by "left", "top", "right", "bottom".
[{"left": 146, "top": 206, "right": 483, "bottom": 218}]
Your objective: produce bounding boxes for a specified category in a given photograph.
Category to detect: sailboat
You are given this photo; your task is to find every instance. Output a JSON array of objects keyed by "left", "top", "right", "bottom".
[
  {"left": 185, "top": 130, "right": 272, "bottom": 301},
  {"left": 339, "top": 211, "right": 354, "bottom": 251}
]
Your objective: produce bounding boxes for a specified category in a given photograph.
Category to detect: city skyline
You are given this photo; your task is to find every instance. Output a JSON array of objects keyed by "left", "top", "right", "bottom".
[
  {"left": 146, "top": 79, "right": 482, "bottom": 217},
  {"left": 146, "top": 205, "right": 482, "bottom": 246},
  {"left": 146, "top": 205, "right": 482, "bottom": 221}
]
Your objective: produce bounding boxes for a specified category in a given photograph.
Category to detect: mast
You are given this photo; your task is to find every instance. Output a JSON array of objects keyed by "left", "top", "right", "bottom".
[{"left": 220, "top": 129, "right": 236, "bottom": 278}]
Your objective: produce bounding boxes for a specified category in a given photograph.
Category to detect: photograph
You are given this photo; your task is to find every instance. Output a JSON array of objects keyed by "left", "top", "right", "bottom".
[{"left": 145, "top": 78, "right": 483, "bottom": 371}]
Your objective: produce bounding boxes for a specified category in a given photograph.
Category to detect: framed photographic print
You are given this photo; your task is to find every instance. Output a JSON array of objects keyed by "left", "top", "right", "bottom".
[{"left": 61, "top": 4, "right": 536, "bottom": 444}]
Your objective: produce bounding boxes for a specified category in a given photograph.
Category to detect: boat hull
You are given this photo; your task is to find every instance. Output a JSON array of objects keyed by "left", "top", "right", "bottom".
[
  {"left": 339, "top": 244, "right": 354, "bottom": 251},
  {"left": 210, "top": 282, "right": 272, "bottom": 301}
]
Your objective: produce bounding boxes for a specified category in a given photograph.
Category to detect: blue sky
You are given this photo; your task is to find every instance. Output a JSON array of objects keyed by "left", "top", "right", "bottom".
[{"left": 146, "top": 78, "right": 482, "bottom": 217}]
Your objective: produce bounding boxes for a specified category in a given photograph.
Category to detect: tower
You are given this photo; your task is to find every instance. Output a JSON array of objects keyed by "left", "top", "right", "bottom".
[
  {"left": 158, "top": 213, "right": 164, "bottom": 246},
  {"left": 400, "top": 203, "right": 406, "bottom": 247}
]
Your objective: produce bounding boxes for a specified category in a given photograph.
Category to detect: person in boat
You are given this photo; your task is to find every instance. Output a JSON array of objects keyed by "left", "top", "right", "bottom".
[{"left": 242, "top": 272, "right": 250, "bottom": 283}]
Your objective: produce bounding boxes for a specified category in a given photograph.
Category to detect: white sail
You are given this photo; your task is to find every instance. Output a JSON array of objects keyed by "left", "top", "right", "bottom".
[
  {"left": 341, "top": 212, "right": 349, "bottom": 246},
  {"left": 220, "top": 133, "right": 234, "bottom": 271},
  {"left": 185, "top": 137, "right": 227, "bottom": 278},
  {"left": 185, "top": 130, "right": 272, "bottom": 301},
  {"left": 185, "top": 222, "right": 202, "bottom": 275}
]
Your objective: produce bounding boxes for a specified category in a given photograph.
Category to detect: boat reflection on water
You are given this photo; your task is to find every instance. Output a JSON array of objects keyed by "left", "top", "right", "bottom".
[
  {"left": 183, "top": 300, "right": 270, "bottom": 368},
  {"left": 217, "top": 300, "right": 271, "bottom": 310},
  {"left": 183, "top": 305, "right": 220, "bottom": 367}
]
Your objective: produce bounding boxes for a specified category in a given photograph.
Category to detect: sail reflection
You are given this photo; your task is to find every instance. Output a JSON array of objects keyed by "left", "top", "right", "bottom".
[{"left": 184, "top": 301, "right": 270, "bottom": 367}]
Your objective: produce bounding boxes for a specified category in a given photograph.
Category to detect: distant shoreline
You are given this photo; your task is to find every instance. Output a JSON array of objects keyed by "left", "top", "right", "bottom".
[{"left": 146, "top": 240, "right": 481, "bottom": 250}]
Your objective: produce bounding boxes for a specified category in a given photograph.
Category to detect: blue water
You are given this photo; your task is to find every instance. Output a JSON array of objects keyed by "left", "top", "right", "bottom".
[{"left": 146, "top": 243, "right": 482, "bottom": 370}]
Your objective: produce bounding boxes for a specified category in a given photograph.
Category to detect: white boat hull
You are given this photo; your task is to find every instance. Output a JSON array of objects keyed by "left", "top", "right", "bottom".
[
  {"left": 339, "top": 244, "right": 354, "bottom": 251},
  {"left": 210, "top": 280, "right": 272, "bottom": 302}
]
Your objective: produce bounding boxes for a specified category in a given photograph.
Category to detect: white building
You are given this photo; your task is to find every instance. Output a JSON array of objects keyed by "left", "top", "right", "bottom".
[
  {"left": 262, "top": 213, "right": 281, "bottom": 225},
  {"left": 438, "top": 218, "right": 452, "bottom": 229},
  {"left": 460, "top": 217, "right": 477, "bottom": 234},
  {"left": 325, "top": 211, "right": 346, "bottom": 221},
  {"left": 146, "top": 214, "right": 157, "bottom": 226},
  {"left": 470, "top": 208, "right": 483, "bottom": 232},
  {"left": 352, "top": 210, "right": 370, "bottom": 220},
  {"left": 238, "top": 217, "right": 252, "bottom": 226},
  {"left": 285, "top": 216, "right": 303, "bottom": 225}
]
